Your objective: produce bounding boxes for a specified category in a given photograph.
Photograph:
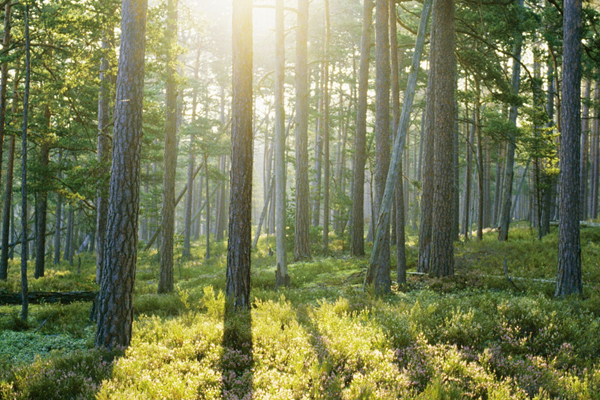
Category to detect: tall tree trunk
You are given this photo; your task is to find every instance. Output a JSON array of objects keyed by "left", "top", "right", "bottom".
[
  {"left": 226, "top": 0, "right": 253, "bottom": 311},
  {"left": 20, "top": 3, "right": 32, "bottom": 321},
  {"left": 95, "top": 0, "right": 148, "bottom": 349},
  {"left": 0, "top": 2, "right": 12, "bottom": 187},
  {"left": 389, "top": 0, "right": 406, "bottom": 284},
  {"left": 182, "top": 47, "right": 200, "bottom": 259},
  {"left": 591, "top": 81, "right": 600, "bottom": 219},
  {"left": 498, "top": 0, "right": 524, "bottom": 241},
  {"left": 428, "top": 0, "right": 455, "bottom": 277},
  {"left": 418, "top": 8, "right": 436, "bottom": 274},
  {"left": 322, "top": 0, "right": 331, "bottom": 255},
  {"left": 205, "top": 154, "right": 210, "bottom": 259},
  {"left": 96, "top": 29, "right": 114, "bottom": 283},
  {"left": 580, "top": 79, "right": 591, "bottom": 220},
  {"left": 158, "top": 0, "right": 178, "bottom": 294},
  {"left": 0, "top": 136, "right": 15, "bottom": 280},
  {"left": 65, "top": 206, "right": 74, "bottom": 265},
  {"left": 350, "top": 0, "right": 374, "bottom": 257},
  {"left": 463, "top": 110, "right": 473, "bottom": 240},
  {"left": 366, "top": 0, "right": 431, "bottom": 289},
  {"left": 556, "top": 0, "right": 583, "bottom": 297},
  {"left": 54, "top": 155, "right": 62, "bottom": 264},
  {"left": 539, "top": 61, "right": 556, "bottom": 238},
  {"left": 475, "top": 81, "right": 484, "bottom": 240},
  {"left": 34, "top": 106, "right": 51, "bottom": 278},
  {"left": 369, "top": 0, "right": 391, "bottom": 290},
  {"left": 274, "top": 0, "right": 288, "bottom": 287},
  {"left": 294, "top": 0, "right": 311, "bottom": 261}
]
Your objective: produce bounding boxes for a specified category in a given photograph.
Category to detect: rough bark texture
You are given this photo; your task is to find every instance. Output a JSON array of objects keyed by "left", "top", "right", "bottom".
[
  {"left": 498, "top": 0, "right": 523, "bottom": 241},
  {"left": 226, "top": 0, "right": 253, "bottom": 311},
  {"left": 372, "top": 0, "right": 391, "bottom": 289},
  {"left": 591, "top": 82, "right": 600, "bottom": 219},
  {"left": 95, "top": 0, "right": 148, "bottom": 349},
  {"left": 294, "top": 0, "right": 311, "bottom": 261},
  {"left": 580, "top": 80, "right": 591, "bottom": 220},
  {"left": 0, "top": 135, "right": 15, "bottom": 280},
  {"left": 350, "top": 0, "right": 374, "bottom": 257},
  {"left": 274, "top": 0, "right": 288, "bottom": 287},
  {"left": 418, "top": 11, "right": 435, "bottom": 274},
  {"left": 96, "top": 31, "right": 114, "bottom": 283},
  {"left": 556, "top": 0, "right": 583, "bottom": 297},
  {"left": 158, "top": 0, "right": 178, "bottom": 294},
  {"left": 429, "top": 0, "right": 455, "bottom": 278}
]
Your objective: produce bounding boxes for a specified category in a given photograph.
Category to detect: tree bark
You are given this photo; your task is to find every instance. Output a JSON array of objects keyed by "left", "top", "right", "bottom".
[
  {"left": 95, "top": 0, "right": 148, "bottom": 349},
  {"left": 226, "top": 0, "right": 253, "bottom": 311},
  {"left": 158, "top": 0, "right": 178, "bottom": 294},
  {"left": 0, "top": 135, "right": 15, "bottom": 280},
  {"left": 580, "top": 79, "right": 591, "bottom": 220},
  {"left": 350, "top": 0, "right": 374, "bottom": 257},
  {"left": 205, "top": 154, "right": 210, "bottom": 260},
  {"left": 294, "top": 0, "right": 311, "bottom": 261},
  {"left": 556, "top": 0, "right": 583, "bottom": 297},
  {"left": 21, "top": 3, "right": 32, "bottom": 321},
  {"left": 274, "top": 0, "right": 288, "bottom": 287},
  {"left": 428, "top": 0, "right": 455, "bottom": 278},
  {"left": 0, "top": 2, "right": 12, "bottom": 188},
  {"left": 34, "top": 106, "right": 51, "bottom": 279},
  {"left": 322, "top": 0, "right": 331, "bottom": 255},
  {"left": 96, "top": 29, "right": 114, "bottom": 284},
  {"left": 54, "top": 152, "right": 62, "bottom": 264},
  {"left": 366, "top": 0, "right": 431, "bottom": 289},
  {"left": 498, "top": 0, "right": 524, "bottom": 241}
]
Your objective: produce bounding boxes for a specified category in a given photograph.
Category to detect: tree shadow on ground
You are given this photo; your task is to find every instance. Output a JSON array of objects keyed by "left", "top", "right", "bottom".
[{"left": 220, "top": 308, "right": 254, "bottom": 400}]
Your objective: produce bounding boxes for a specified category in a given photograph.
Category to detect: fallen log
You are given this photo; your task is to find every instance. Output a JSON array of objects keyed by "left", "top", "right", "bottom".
[{"left": 0, "top": 291, "right": 97, "bottom": 305}]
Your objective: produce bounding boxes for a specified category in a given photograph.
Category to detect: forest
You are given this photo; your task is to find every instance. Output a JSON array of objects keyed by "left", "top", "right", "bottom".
[{"left": 1, "top": 0, "right": 600, "bottom": 398}]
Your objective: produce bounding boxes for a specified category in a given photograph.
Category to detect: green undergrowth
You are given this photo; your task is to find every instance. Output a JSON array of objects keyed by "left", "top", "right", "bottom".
[{"left": 1, "top": 227, "right": 600, "bottom": 399}]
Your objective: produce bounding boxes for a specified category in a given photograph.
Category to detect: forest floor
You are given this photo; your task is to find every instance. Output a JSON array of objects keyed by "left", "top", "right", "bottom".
[{"left": 1, "top": 224, "right": 600, "bottom": 399}]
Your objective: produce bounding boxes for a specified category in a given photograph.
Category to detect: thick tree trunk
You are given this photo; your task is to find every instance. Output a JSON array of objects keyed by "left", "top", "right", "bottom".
[
  {"left": 95, "top": 0, "right": 148, "bottom": 349},
  {"left": 428, "top": 0, "right": 455, "bottom": 278},
  {"left": 498, "top": 0, "right": 524, "bottom": 241},
  {"left": 226, "top": 0, "right": 253, "bottom": 311},
  {"left": 274, "top": 0, "right": 288, "bottom": 287},
  {"left": 294, "top": 0, "right": 311, "bottom": 261},
  {"left": 350, "top": 0, "right": 374, "bottom": 257},
  {"left": 158, "top": 0, "right": 178, "bottom": 294},
  {"left": 556, "top": 0, "right": 583, "bottom": 297}
]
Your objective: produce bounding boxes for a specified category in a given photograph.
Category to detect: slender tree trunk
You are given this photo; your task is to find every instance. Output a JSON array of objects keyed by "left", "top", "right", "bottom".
[
  {"left": 182, "top": 47, "right": 201, "bottom": 259},
  {"left": 294, "top": 0, "right": 311, "bottom": 261},
  {"left": 591, "top": 81, "right": 600, "bottom": 219},
  {"left": 0, "top": 2, "right": 12, "bottom": 187},
  {"left": 96, "top": 28, "right": 114, "bottom": 283},
  {"left": 475, "top": 83, "right": 484, "bottom": 240},
  {"left": 20, "top": 4, "right": 32, "bottom": 321},
  {"left": 205, "top": 154, "right": 210, "bottom": 260},
  {"left": 498, "top": 0, "right": 524, "bottom": 241},
  {"left": 580, "top": 79, "right": 591, "bottom": 220},
  {"left": 322, "top": 0, "right": 331, "bottom": 255},
  {"left": 418, "top": 8, "right": 436, "bottom": 274},
  {"left": 312, "top": 72, "right": 323, "bottom": 228},
  {"left": 274, "top": 0, "right": 288, "bottom": 286},
  {"left": 0, "top": 135, "right": 15, "bottom": 280},
  {"left": 34, "top": 106, "right": 51, "bottom": 279},
  {"left": 226, "top": 0, "right": 253, "bottom": 311},
  {"left": 95, "top": 0, "right": 148, "bottom": 349},
  {"left": 54, "top": 150, "right": 62, "bottom": 264},
  {"left": 556, "top": 0, "right": 583, "bottom": 297},
  {"left": 158, "top": 0, "right": 178, "bottom": 294},
  {"left": 463, "top": 113, "right": 473, "bottom": 240},
  {"left": 428, "top": 0, "right": 455, "bottom": 277},
  {"left": 350, "top": 0, "right": 374, "bottom": 257}
]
